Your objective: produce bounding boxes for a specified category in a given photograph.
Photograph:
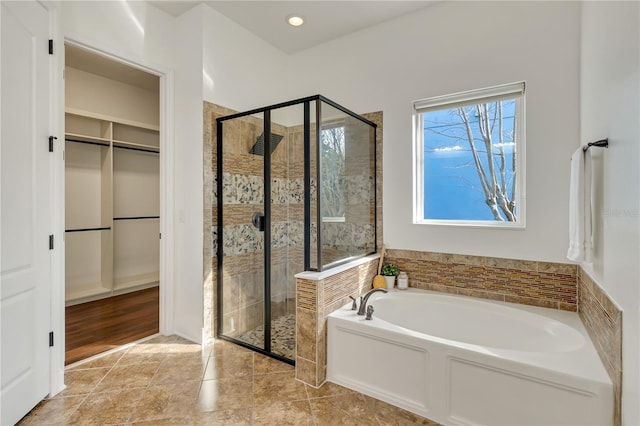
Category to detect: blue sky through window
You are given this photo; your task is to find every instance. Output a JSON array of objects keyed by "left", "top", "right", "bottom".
[{"left": 422, "top": 100, "right": 516, "bottom": 221}]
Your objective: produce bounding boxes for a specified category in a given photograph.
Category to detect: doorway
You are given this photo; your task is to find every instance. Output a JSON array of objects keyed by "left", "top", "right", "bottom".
[{"left": 63, "top": 43, "right": 161, "bottom": 364}]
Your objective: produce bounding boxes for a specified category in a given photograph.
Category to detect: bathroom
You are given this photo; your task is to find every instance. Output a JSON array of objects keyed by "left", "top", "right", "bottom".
[{"left": 3, "top": 1, "right": 638, "bottom": 425}]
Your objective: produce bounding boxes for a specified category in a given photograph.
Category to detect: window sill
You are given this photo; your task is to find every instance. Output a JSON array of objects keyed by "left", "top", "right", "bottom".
[{"left": 414, "top": 219, "right": 525, "bottom": 230}]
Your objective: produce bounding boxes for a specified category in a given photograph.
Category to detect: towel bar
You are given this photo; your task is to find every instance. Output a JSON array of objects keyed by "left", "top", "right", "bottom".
[{"left": 583, "top": 138, "right": 609, "bottom": 152}]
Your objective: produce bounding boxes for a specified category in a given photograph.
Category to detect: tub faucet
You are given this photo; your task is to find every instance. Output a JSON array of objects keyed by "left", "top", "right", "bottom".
[{"left": 357, "top": 288, "right": 388, "bottom": 316}]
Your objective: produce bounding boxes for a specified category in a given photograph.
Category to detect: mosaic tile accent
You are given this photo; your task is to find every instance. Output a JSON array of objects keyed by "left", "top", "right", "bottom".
[
  {"left": 222, "top": 224, "right": 264, "bottom": 256},
  {"left": 236, "top": 312, "right": 296, "bottom": 360},
  {"left": 222, "top": 173, "right": 264, "bottom": 205},
  {"left": 345, "top": 175, "right": 374, "bottom": 205},
  {"left": 322, "top": 222, "right": 375, "bottom": 253},
  {"left": 385, "top": 249, "right": 577, "bottom": 310},
  {"left": 578, "top": 267, "right": 622, "bottom": 426}
]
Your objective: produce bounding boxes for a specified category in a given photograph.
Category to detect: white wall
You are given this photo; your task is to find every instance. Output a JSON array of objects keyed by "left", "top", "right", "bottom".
[
  {"left": 286, "top": 1, "right": 581, "bottom": 263},
  {"left": 172, "top": 5, "right": 204, "bottom": 342},
  {"left": 201, "top": 6, "right": 288, "bottom": 111},
  {"left": 580, "top": 2, "right": 640, "bottom": 424}
]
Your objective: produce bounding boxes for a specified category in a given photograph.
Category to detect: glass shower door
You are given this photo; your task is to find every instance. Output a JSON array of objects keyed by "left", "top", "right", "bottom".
[
  {"left": 219, "top": 112, "right": 266, "bottom": 352},
  {"left": 268, "top": 104, "right": 305, "bottom": 360}
]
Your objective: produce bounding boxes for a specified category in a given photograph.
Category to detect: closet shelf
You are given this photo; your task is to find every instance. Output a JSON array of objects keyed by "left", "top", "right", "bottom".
[{"left": 65, "top": 133, "right": 110, "bottom": 146}]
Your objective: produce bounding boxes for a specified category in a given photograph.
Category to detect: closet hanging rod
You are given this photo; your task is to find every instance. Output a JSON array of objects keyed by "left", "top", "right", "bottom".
[
  {"left": 583, "top": 138, "right": 609, "bottom": 152},
  {"left": 113, "top": 145, "right": 159, "bottom": 154},
  {"left": 66, "top": 138, "right": 159, "bottom": 154},
  {"left": 65, "top": 227, "right": 111, "bottom": 233},
  {"left": 114, "top": 216, "right": 160, "bottom": 221},
  {"left": 65, "top": 138, "right": 109, "bottom": 148}
]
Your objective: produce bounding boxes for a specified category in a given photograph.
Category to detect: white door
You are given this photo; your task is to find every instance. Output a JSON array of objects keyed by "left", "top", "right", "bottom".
[{"left": 1, "top": 1, "right": 52, "bottom": 424}]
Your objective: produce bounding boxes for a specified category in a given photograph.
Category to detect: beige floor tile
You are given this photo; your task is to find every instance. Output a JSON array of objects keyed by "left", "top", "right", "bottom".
[
  {"left": 203, "top": 351, "right": 253, "bottom": 380},
  {"left": 116, "top": 349, "right": 168, "bottom": 366},
  {"left": 54, "top": 367, "right": 110, "bottom": 397},
  {"left": 309, "top": 393, "right": 377, "bottom": 426},
  {"left": 151, "top": 355, "right": 209, "bottom": 385},
  {"left": 211, "top": 339, "right": 254, "bottom": 357},
  {"left": 19, "top": 335, "right": 437, "bottom": 426},
  {"left": 129, "top": 417, "right": 194, "bottom": 425},
  {"left": 93, "top": 362, "right": 160, "bottom": 392},
  {"left": 17, "top": 396, "right": 86, "bottom": 425},
  {"left": 193, "top": 408, "right": 253, "bottom": 425},
  {"left": 253, "top": 371, "right": 307, "bottom": 405},
  {"left": 305, "top": 381, "right": 357, "bottom": 399},
  {"left": 129, "top": 380, "right": 200, "bottom": 423},
  {"left": 67, "top": 350, "right": 125, "bottom": 370},
  {"left": 254, "top": 400, "right": 314, "bottom": 425},
  {"left": 253, "top": 352, "right": 294, "bottom": 375},
  {"left": 196, "top": 377, "right": 253, "bottom": 412},
  {"left": 363, "top": 395, "right": 441, "bottom": 425},
  {"left": 66, "top": 387, "right": 144, "bottom": 425}
]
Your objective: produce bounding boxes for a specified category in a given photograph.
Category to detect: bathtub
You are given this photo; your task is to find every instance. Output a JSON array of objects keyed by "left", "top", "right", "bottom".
[{"left": 327, "top": 289, "right": 613, "bottom": 426}]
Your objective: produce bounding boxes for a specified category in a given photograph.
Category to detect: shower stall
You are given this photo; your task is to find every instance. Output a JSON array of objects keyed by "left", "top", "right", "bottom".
[{"left": 216, "top": 95, "right": 377, "bottom": 363}]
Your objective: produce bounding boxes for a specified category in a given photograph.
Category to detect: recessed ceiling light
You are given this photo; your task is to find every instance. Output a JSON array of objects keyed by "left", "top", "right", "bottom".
[{"left": 287, "top": 15, "right": 304, "bottom": 27}]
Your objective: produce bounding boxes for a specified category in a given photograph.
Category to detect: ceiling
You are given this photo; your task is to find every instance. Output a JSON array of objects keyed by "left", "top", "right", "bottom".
[{"left": 148, "top": 1, "right": 437, "bottom": 54}]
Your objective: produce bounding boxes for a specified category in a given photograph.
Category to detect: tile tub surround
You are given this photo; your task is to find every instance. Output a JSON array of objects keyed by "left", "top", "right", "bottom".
[
  {"left": 295, "top": 255, "right": 379, "bottom": 388},
  {"left": 18, "top": 335, "right": 439, "bottom": 425},
  {"left": 385, "top": 249, "right": 578, "bottom": 311},
  {"left": 578, "top": 267, "right": 622, "bottom": 426}
]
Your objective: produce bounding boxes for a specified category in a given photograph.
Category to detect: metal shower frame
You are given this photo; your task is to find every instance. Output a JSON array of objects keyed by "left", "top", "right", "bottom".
[{"left": 216, "top": 94, "right": 377, "bottom": 363}]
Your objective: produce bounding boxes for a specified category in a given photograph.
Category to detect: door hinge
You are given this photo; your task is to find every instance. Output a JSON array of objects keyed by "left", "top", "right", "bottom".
[
  {"left": 49, "top": 235, "right": 54, "bottom": 250},
  {"left": 49, "top": 136, "right": 57, "bottom": 153},
  {"left": 49, "top": 331, "right": 54, "bottom": 347},
  {"left": 48, "top": 39, "right": 53, "bottom": 55},
  {"left": 159, "top": 233, "right": 162, "bottom": 239}
]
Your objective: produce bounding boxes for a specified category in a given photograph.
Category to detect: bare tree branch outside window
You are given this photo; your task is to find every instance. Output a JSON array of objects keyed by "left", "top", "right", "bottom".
[
  {"left": 423, "top": 99, "right": 517, "bottom": 221},
  {"left": 320, "top": 126, "right": 346, "bottom": 218}
]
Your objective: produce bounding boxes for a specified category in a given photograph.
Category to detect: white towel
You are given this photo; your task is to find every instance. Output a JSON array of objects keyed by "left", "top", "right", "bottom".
[{"left": 567, "top": 147, "right": 593, "bottom": 262}]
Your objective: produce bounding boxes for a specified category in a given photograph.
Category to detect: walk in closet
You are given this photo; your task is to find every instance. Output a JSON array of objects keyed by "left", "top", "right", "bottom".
[{"left": 64, "top": 44, "right": 160, "bottom": 363}]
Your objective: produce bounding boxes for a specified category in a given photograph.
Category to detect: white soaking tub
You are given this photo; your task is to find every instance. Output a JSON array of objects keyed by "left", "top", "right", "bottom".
[{"left": 327, "top": 289, "right": 613, "bottom": 426}]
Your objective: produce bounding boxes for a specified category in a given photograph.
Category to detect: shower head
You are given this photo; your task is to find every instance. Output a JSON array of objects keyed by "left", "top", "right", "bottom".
[{"left": 250, "top": 132, "right": 284, "bottom": 156}]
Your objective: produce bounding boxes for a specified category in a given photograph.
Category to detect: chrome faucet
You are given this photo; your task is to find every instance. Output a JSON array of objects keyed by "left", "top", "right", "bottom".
[{"left": 357, "top": 288, "right": 388, "bottom": 315}]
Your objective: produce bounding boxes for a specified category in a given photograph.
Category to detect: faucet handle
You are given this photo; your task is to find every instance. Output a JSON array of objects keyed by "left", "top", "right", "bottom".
[
  {"left": 365, "top": 304, "right": 375, "bottom": 320},
  {"left": 348, "top": 295, "right": 357, "bottom": 310}
]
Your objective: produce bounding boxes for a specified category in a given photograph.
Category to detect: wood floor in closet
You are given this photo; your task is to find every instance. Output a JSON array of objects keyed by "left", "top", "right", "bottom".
[{"left": 65, "top": 287, "right": 159, "bottom": 365}]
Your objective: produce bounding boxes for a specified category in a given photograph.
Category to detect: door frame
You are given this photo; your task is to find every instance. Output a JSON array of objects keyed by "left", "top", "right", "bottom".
[{"left": 50, "top": 33, "right": 175, "bottom": 395}]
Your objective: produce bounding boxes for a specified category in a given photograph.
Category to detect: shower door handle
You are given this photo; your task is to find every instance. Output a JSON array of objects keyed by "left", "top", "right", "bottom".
[{"left": 252, "top": 212, "right": 265, "bottom": 231}]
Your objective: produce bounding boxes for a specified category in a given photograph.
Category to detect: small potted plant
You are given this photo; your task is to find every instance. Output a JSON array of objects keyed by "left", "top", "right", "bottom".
[{"left": 381, "top": 263, "right": 399, "bottom": 289}]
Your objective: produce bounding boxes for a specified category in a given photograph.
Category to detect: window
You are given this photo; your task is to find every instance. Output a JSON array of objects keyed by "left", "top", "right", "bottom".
[
  {"left": 413, "top": 82, "right": 525, "bottom": 227},
  {"left": 320, "top": 125, "right": 346, "bottom": 221}
]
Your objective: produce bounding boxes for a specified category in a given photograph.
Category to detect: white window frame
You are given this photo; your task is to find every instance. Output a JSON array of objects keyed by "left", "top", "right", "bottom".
[{"left": 412, "top": 82, "right": 526, "bottom": 228}]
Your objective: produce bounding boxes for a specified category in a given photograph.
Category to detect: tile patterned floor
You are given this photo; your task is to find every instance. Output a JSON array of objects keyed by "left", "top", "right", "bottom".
[
  {"left": 18, "top": 335, "right": 440, "bottom": 425},
  {"left": 237, "top": 313, "right": 296, "bottom": 360}
]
